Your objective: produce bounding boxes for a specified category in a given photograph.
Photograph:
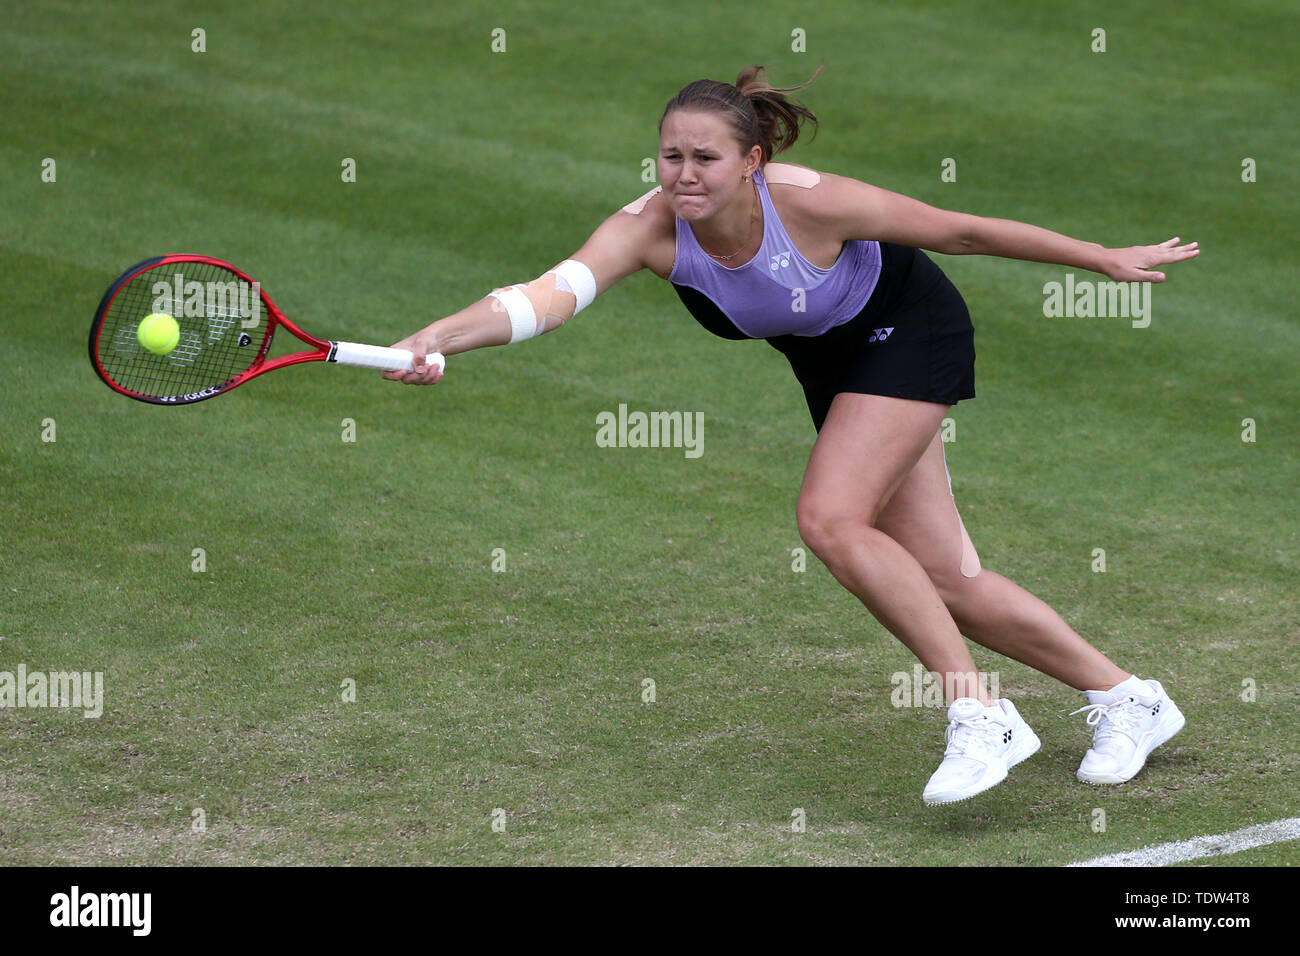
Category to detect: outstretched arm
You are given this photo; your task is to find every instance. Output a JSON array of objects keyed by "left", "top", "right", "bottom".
[
  {"left": 820, "top": 174, "right": 1199, "bottom": 282},
  {"left": 386, "top": 205, "right": 651, "bottom": 385},
  {"left": 959, "top": 218, "right": 1198, "bottom": 283}
]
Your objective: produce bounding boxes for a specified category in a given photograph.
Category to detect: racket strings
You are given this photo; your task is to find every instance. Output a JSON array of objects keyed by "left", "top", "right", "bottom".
[{"left": 95, "top": 262, "right": 272, "bottom": 401}]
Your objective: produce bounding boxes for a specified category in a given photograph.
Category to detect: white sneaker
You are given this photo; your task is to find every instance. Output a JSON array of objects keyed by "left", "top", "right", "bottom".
[
  {"left": 923, "top": 698, "right": 1041, "bottom": 805},
  {"left": 1071, "top": 677, "right": 1185, "bottom": 784}
]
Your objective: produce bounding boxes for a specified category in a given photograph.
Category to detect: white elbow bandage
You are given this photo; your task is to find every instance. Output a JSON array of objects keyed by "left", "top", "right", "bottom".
[{"left": 488, "top": 259, "right": 597, "bottom": 344}]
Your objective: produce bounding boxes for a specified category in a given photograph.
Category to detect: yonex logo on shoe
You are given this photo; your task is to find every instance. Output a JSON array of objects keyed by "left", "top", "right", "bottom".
[
  {"left": 770, "top": 252, "right": 791, "bottom": 270},
  {"left": 1003, "top": 729, "right": 1013, "bottom": 744},
  {"left": 868, "top": 328, "right": 894, "bottom": 343}
]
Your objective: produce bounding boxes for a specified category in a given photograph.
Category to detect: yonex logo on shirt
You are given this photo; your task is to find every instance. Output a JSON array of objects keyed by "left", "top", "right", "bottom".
[
  {"left": 769, "top": 252, "right": 791, "bottom": 270},
  {"left": 868, "top": 328, "right": 894, "bottom": 343}
]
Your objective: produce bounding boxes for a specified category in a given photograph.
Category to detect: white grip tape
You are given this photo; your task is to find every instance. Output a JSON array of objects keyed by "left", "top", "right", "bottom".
[
  {"left": 550, "top": 259, "right": 597, "bottom": 313},
  {"left": 331, "top": 341, "right": 445, "bottom": 372}
]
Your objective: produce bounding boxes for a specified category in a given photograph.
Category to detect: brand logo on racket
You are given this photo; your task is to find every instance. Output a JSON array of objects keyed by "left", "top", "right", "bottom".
[{"left": 160, "top": 385, "right": 226, "bottom": 403}]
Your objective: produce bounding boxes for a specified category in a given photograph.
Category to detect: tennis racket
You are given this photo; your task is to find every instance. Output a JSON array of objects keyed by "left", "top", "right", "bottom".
[{"left": 89, "top": 254, "right": 445, "bottom": 405}]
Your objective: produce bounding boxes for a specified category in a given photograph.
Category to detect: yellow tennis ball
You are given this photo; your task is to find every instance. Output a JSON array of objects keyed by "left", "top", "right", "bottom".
[{"left": 138, "top": 313, "right": 180, "bottom": 354}]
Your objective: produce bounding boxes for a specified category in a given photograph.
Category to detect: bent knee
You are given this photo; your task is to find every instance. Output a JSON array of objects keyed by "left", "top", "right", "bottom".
[
  {"left": 796, "top": 498, "right": 875, "bottom": 556},
  {"left": 929, "top": 568, "right": 978, "bottom": 608},
  {"left": 922, "top": 522, "right": 984, "bottom": 605}
]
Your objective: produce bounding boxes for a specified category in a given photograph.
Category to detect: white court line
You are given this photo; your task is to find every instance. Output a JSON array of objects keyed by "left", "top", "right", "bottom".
[{"left": 1070, "top": 817, "right": 1300, "bottom": 867}]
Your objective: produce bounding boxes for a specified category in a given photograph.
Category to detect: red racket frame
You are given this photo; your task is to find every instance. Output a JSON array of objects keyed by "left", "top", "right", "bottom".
[{"left": 90, "top": 254, "right": 337, "bottom": 405}]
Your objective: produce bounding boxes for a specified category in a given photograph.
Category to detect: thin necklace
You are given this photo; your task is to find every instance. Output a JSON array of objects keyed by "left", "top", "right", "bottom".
[{"left": 705, "top": 178, "right": 760, "bottom": 261}]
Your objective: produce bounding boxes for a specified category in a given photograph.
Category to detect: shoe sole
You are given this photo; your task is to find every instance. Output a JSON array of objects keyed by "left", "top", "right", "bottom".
[
  {"left": 1076, "top": 702, "right": 1185, "bottom": 785},
  {"left": 924, "top": 725, "right": 1042, "bottom": 806}
]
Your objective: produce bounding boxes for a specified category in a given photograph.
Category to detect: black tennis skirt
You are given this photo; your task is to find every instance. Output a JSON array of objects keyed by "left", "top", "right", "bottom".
[{"left": 765, "top": 242, "right": 976, "bottom": 431}]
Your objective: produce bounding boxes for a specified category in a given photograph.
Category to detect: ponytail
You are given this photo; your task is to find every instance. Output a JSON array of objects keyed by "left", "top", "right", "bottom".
[
  {"left": 734, "top": 63, "right": 823, "bottom": 162},
  {"left": 659, "top": 63, "right": 824, "bottom": 164}
]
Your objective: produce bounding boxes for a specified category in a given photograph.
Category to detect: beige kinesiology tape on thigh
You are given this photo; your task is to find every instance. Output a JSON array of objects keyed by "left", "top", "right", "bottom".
[
  {"left": 488, "top": 259, "right": 597, "bottom": 344},
  {"left": 956, "top": 511, "right": 982, "bottom": 578},
  {"left": 942, "top": 442, "right": 982, "bottom": 578}
]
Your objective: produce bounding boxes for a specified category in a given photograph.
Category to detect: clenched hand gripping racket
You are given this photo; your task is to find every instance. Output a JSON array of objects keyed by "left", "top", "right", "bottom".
[{"left": 89, "top": 255, "right": 444, "bottom": 405}]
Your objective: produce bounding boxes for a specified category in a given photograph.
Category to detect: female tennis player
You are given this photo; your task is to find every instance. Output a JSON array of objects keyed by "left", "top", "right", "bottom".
[{"left": 386, "top": 66, "right": 1198, "bottom": 805}]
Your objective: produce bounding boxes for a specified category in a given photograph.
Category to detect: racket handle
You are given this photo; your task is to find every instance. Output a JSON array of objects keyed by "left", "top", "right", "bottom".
[{"left": 330, "top": 341, "right": 446, "bottom": 373}]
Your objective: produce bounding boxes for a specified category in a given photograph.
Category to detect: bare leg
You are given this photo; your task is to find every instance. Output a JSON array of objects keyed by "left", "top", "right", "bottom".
[
  {"left": 874, "top": 430, "right": 1129, "bottom": 692},
  {"left": 942, "top": 570, "right": 1126, "bottom": 691},
  {"left": 796, "top": 395, "right": 996, "bottom": 706}
]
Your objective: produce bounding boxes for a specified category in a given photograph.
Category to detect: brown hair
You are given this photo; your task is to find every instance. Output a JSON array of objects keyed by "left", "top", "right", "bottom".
[{"left": 659, "top": 64, "right": 824, "bottom": 165}]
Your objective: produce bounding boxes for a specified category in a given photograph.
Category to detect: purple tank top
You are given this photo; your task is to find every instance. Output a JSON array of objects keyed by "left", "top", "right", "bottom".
[{"left": 667, "top": 165, "right": 882, "bottom": 338}]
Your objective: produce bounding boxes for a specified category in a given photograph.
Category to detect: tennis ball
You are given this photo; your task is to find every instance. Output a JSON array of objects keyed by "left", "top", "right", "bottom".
[{"left": 138, "top": 313, "right": 180, "bottom": 354}]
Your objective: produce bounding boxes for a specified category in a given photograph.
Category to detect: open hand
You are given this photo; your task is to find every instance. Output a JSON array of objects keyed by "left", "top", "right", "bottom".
[{"left": 1105, "top": 237, "right": 1199, "bottom": 283}]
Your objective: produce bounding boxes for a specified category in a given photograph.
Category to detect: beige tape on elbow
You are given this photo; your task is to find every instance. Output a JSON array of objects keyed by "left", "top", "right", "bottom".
[
  {"left": 489, "top": 274, "right": 576, "bottom": 341},
  {"left": 488, "top": 260, "right": 596, "bottom": 344}
]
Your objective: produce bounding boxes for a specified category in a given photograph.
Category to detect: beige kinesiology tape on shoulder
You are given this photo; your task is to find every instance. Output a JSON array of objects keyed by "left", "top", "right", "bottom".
[
  {"left": 488, "top": 259, "right": 597, "bottom": 344},
  {"left": 621, "top": 186, "right": 661, "bottom": 215},
  {"left": 762, "top": 163, "right": 821, "bottom": 188}
]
